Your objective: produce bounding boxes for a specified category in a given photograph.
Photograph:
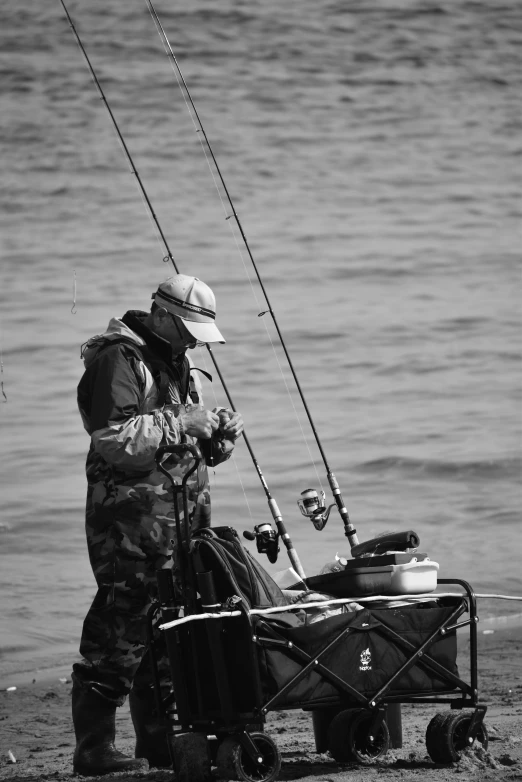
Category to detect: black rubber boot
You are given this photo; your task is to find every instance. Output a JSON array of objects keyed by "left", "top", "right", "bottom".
[
  {"left": 129, "top": 686, "right": 172, "bottom": 768},
  {"left": 72, "top": 682, "right": 149, "bottom": 776}
]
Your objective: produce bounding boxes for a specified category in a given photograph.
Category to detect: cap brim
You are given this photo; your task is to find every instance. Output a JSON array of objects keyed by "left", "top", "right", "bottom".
[{"left": 181, "top": 317, "right": 225, "bottom": 344}]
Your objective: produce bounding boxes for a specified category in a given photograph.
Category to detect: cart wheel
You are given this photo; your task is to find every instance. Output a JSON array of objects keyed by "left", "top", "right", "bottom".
[
  {"left": 216, "top": 732, "right": 281, "bottom": 782},
  {"left": 169, "top": 732, "right": 212, "bottom": 782},
  {"left": 426, "top": 710, "right": 489, "bottom": 764},
  {"left": 328, "top": 708, "right": 390, "bottom": 764}
]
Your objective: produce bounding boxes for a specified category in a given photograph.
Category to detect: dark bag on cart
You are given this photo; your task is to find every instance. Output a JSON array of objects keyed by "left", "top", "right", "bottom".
[
  {"left": 191, "top": 526, "right": 288, "bottom": 609},
  {"left": 254, "top": 599, "right": 463, "bottom": 707}
]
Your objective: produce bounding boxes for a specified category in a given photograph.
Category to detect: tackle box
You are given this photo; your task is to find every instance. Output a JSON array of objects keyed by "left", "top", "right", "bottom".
[
  {"left": 304, "top": 556, "right": 439, "bottom": 597},
  {"left": 344, "top": 552, "right": 428, "bottom": 568}
]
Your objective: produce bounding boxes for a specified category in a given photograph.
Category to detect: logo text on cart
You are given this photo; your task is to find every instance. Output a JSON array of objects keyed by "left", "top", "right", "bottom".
[{"left": 359, "top": 647, "right": 372, "bottom": 671}]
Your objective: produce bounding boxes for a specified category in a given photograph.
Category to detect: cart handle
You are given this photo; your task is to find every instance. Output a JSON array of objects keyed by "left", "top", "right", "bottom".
[
  {"left": 154, "top": 443, "right": 202, "bottom": 616},
  {"left": 155, "top": 442, "right": 202, "bottom": 468},
  {"left": 154, "top": 443, "right": 201, "bottom": 541},
  {"left": 155, "top": 443, "right": 202, "bottom": 491}
]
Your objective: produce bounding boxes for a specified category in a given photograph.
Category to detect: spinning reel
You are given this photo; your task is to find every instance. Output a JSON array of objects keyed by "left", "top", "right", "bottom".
[
  {"left": 297, "top": 488, "right": 336, "bottom": 531},
  {"left": 243, "top": 522, "right": 280, "bottom": 563}
]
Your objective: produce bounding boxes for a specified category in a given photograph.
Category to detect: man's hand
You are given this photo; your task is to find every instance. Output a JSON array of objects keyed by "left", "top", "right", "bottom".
[
  {"left": 180, "top": 405, "right": 219, "bottom": 439},
  {"left": 214, "top": 408, "right": 244, "bottom": 441}
]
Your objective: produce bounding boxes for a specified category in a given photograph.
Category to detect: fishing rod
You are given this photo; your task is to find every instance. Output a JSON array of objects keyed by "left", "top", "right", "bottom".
[
  {"left": 145, "top": 0, "right": 359, "bottom": 550},
  {"left": 59, "top": 0, "right": 307, "bottom": 582}
]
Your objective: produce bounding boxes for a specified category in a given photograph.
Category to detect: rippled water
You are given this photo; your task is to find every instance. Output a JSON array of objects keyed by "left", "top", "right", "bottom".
[{"left": 0, "top": 0, "right": 521, "bottom": 680}]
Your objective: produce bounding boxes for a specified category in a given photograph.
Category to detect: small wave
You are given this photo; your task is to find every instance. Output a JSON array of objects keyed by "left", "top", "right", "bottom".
[
  {"left": 334, "top": 264, "right": 417, "bottom": 280},
  {"left": 0, "top": 642, "right": 34, "bottom": 657},
  {"left": 480, "top": 611, "right": 522, "bottom": 629},
  {"left": 470, "top": 75, "right": 510, "bottom": 87},
  {"left": 374, "top": 360, "right": 447, "bottom": 377},
  {"left": 434, "top": 316, "right": 492, "bottom": 333},
  {"left": 144, "top": 7, "right": 257, "bottom": 25},
  {"left": 293, "top": 329, "right": 344, "bottom": 343},
  {"left": 480, "top": 508, "right": 521, "bottom": 526},
  {"left": 48, "top": 186, "right": 70, "bottom": 197},
  {"left": 355, "top": 455, "right": 522, "bottom": 482},
  {"left": 459, "top": 348, "right": 521, "bottom": 362},
  {"left": 353, "top": 51, "right": 381, "bottom": 64},
  {"left": 339, "top": 77, "right": 410, "bottom": 88},
  {"left": 330, "top": 4, "right": 447, "bottom": 17},
  {"left": 0, "top": 344, "right": 43, "bottom": 359}
]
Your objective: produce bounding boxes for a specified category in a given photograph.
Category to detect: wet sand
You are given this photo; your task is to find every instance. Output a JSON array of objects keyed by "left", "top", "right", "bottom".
[{"left": 1, "top": 624, "right": 520, "bottom": 781}]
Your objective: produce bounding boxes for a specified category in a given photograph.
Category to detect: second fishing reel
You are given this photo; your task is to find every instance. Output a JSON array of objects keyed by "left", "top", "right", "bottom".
[
  {"left": 297, "top": 488, "right": 335, "bottom": 531},
  {"left": 243, "top": 522, "right": 280, "bottom": 563}
]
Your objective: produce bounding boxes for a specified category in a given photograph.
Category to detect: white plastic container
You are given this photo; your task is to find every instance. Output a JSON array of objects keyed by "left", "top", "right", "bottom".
[
  {"left": 389, "top": 559, "right": 439, "bottom": 595},
  {"left": 303, "top": 556, "right": 440, "bottom": 597}
]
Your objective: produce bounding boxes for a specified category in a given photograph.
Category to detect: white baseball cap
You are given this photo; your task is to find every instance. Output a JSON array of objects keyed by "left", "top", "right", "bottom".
[{"left": 153, "top": 274, "right": 225, "bottom": 344}]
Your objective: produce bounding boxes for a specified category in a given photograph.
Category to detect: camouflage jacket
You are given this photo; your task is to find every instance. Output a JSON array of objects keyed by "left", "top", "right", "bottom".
[{"left": 77, "top": 310, "right": 232, "bottom": 532}]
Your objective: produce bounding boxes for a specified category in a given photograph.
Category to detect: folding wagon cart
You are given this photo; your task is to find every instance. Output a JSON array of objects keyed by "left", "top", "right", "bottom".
[{"left": 148, "top": 444, "right": 488, "bottom": 782}]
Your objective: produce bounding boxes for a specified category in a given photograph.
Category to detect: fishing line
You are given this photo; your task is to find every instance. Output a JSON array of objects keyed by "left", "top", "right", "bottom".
[
  {"left": 59, "top": 0, "right": 178, "bottom": 271},
  {"left": 59, "top": 0, "right": 306, "bottom": 580},
  {"left": 194, "top": 344, "right": 255, "bottom": 526},
  {"left": 257, "top": 320, "right": 325, "bottom": 493},
  {"left": 0, "top": 330, "right": 6, "bottom": 403},
  {"left": 144, "top": 0, "right": 358, "bottom": 549}
]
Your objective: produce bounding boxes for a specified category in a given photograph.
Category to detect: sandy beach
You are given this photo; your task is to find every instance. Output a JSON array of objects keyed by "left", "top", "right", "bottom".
[{"left": 1, "top": 623, "right": 520, "bottom": 782}]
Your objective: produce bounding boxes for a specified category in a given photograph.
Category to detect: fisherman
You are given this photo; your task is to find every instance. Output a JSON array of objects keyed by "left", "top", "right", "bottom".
[{"left": 72, "top": 274, "right": 243, "bottom": 775}]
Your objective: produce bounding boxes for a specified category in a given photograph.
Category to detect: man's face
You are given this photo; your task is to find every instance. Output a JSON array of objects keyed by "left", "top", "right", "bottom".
[{"left": 153, "top": 308, "right": 199, "bottom": 354}]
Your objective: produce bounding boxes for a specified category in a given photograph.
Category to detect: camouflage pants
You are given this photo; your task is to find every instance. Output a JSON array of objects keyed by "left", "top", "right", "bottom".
[{"left": 73, "top": 453, "right": 211, "bottom": 705}]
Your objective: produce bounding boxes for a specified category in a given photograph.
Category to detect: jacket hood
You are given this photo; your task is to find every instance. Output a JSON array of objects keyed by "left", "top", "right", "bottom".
[{"left": 81, "top": 313, "right": 147, "bottom": 369}]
